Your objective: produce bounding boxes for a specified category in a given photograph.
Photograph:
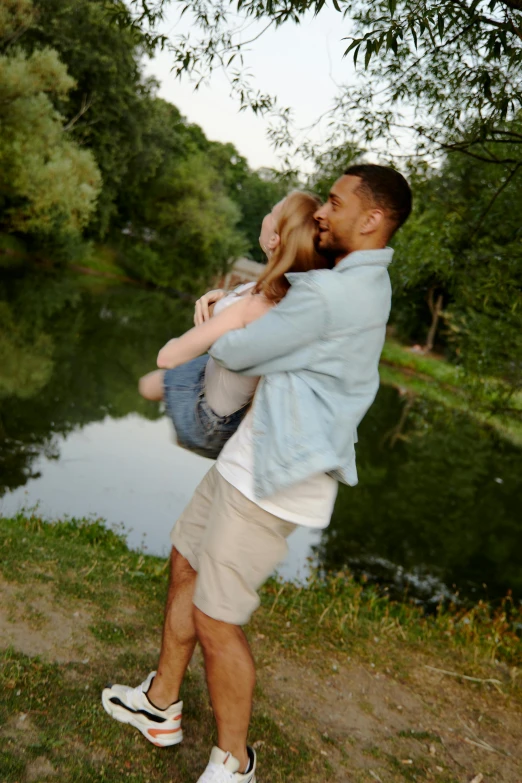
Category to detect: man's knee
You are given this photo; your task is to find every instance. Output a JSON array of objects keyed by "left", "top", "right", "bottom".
[{"left": 194, "top": 607, "right": 239, "bottom": 652}]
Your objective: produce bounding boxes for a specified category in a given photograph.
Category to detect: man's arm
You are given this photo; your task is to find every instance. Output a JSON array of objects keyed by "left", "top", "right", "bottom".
[{"left": 209, "top": 275, "right": 325, "bottom": 373}]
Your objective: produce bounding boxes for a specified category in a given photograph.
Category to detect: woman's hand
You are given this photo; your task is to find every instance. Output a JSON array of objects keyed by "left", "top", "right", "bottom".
[{"left": 194, "top": 289, "right": 226, "bottom": 326}]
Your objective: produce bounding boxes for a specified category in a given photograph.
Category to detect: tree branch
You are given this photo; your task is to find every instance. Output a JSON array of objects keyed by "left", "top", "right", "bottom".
[
  {"left": 63, "top": 95, "right": 92, "bottom": 131},
  {"left": 470, "top": 162, "right": 522, "bottom": 237}
]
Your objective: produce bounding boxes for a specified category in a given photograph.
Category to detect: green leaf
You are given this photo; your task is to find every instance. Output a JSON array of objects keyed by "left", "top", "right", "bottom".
[
  {"left": 364, "top": 40, "right": 373, "bottom": 69},
  {"left": 343, "top": 38, "right": 360, "bottom": 55},
  {"left": 437, "top": 14, "right": 444, "bottom": 40}
]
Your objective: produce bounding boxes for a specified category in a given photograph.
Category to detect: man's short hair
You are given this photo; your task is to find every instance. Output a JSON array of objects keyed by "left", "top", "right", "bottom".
[{"left": 344, "top": 164, "right": 412, "bottom": 235}]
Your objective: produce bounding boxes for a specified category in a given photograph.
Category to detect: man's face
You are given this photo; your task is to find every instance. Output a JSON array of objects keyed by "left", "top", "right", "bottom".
[{"left": 314, "top": 176, "right": 367, "bottom": 261}]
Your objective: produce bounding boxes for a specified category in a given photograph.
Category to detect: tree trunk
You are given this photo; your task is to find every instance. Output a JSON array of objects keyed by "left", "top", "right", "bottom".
[{"left": 425, "top": 288, "right": 444, "bottom": 353}]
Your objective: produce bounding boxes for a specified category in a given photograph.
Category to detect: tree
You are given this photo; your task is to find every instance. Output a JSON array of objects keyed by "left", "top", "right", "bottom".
[
  {"left": 23, "top": 0, "right": 152, "bottom": 236},
  {"left": 21, "top": 1, "right": 280, "bottom": 264},
  {"left": 121, "top": 1, "right": 522, "bottom": 170},
  {"left": 0, "top": 0, "right": 101, "bottom": 248},
  {"left": 116, "top": 108, "right": 247, "bottom": 293},
  {"left": 305, "top": 140, "right": 363, "bottom": 200},
  {"left": 232, "top": 169, "right": 288, "bottom": 262},
  {"left": 201, "top": 143, "right": 288, "bottom": 263},
  {"left": 390, "top": 135, "right": 522, "bottom": 403}
]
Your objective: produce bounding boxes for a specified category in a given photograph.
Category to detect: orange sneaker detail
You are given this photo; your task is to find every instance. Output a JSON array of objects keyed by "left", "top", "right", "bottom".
[{"left": 148, "top": 727, "right": 182, "bottom": 738}]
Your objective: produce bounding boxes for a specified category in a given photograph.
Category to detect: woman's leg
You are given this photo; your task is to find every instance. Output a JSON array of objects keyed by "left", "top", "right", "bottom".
[{"left": 139, "top": 370, "right": 165, "bottom": 400}]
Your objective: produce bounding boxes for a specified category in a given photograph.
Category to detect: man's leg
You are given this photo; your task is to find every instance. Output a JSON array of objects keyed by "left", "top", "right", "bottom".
[
  {"left": 195, "top": 609, "right": 254, "bottom": 772},
  {"left": 101, "top": 546, "right": 197, "bottom": 744},
  {"left": 191, "top": 471, "right": 296, "bottom": 778},
  {"left": 102, "top": 467, "right": 219, "bottom": 746},
  {"left": 147, "top": 546, "right": 198, "bottom": 708}
]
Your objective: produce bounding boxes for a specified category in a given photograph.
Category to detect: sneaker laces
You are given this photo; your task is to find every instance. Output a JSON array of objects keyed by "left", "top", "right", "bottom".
[{"left": 199, "top": 762, "right": 236, "bottom": 783}]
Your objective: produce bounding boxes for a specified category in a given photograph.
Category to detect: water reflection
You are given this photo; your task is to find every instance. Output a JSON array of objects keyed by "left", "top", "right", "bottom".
[
  {"left": 0, "top": 413, "right": 320, "bottom": 581},
  {"left": 321, "top": 386, "right": 522, "bottom": 603},
  {"left": 1, "top": 275, "right": 521, "bottom": 602}
]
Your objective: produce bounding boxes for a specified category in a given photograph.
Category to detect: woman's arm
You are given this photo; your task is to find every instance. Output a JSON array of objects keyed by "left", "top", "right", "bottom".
[{"left": 157, "top": 295, "right": 271, "bottom": 369}]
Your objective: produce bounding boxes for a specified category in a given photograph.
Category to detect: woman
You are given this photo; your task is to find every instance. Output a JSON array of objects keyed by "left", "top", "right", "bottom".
[{"left": 139, "top": 191, "right": 325, "bottom": 459}]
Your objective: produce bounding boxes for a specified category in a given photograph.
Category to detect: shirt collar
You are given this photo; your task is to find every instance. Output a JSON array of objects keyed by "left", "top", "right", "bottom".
[{"left": 334, "top": 247, "right": 394, "bottom": 272}]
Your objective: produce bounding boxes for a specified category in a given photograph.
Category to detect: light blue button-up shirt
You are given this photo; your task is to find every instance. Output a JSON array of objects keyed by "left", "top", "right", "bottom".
[{"left": 210, "top": 248, "right": 394, "bottom": 498}]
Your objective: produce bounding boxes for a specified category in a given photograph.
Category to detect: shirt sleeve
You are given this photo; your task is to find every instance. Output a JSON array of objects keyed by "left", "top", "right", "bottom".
[{"left": 209, "top": 274, "right": 326, "bottom": 373}]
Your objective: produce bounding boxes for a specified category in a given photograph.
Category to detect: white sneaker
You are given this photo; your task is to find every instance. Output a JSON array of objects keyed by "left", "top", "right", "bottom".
[
  {"left": 197, "top": 746, "right": 256, "bottom": 783},
  {"left": 101, "top": 671, "right": 183, "bottom": 747}
]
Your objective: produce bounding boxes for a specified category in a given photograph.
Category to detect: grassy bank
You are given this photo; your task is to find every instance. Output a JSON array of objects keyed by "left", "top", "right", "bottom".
[
  {"left": 380, "top": 340, "right": 522, "bottom": 446},
  {"left": 1, "top": 513, "right": 521, "bottom": 782}
]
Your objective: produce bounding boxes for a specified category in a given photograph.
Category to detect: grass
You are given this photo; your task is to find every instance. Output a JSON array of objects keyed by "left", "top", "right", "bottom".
[
  {"left": 1, "top": 512, "right": 521, "bottom": 782},
  {"left": 0, "top": 513, "right": 328, "bottom": 783},
  {"left": 256, "top": 571, "right": 522, "bottom": 671},
  {"left": 380, "top": 339, "right": 522, "bottom": 446}
]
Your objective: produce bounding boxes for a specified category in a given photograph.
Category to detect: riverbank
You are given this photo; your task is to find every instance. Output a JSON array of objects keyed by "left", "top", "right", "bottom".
[
  {"left": 380, "top": 340, "right": 522, "bottom": 447},
  {"left": 1, "top": 513, "right": 521, "bottom": 782}
]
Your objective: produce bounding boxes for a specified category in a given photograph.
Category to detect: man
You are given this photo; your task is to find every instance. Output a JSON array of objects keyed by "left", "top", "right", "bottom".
[{"left": 102, "top": 165, "right": 412, "bottom": 782}]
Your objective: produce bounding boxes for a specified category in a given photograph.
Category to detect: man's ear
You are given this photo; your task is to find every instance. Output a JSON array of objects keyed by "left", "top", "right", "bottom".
[
  {"left": 268, "top": 232, "right": 280, "bottom": 251},
  {"left": 360, "top": 209, "right": 385, "bottom": 235}
]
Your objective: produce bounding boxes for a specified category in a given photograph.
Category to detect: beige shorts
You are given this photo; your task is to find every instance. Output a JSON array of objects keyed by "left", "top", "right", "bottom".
[{"left": 170, "top": 465, "right": 296, "bottom": 625}]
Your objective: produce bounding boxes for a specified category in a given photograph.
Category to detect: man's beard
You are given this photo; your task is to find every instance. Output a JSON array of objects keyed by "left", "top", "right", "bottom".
[{"left": 314, "top": 234, "right": 337, "bottom": 269}]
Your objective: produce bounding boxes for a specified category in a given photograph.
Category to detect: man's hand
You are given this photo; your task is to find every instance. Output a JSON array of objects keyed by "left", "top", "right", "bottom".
[{"left": 194, "top": 289, "right": 226, "bottom": 326}]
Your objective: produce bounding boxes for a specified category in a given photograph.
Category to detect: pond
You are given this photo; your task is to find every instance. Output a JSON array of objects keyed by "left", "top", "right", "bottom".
[{"left": 1, "top": 273, "right": 521, "bottom": 605}]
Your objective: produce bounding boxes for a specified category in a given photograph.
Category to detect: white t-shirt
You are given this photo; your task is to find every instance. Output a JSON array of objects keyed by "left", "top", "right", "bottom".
[
  {"left": 204, "top": 284, "right": 259, "bottom": 417},
  {"left": 217, "top": 408, "right": 338, "bottom": 528}
]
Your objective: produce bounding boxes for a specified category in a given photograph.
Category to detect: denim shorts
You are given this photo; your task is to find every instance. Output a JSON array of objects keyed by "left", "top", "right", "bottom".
[{"left": 163, "top": 355, "right": 248, "bottom": 460}]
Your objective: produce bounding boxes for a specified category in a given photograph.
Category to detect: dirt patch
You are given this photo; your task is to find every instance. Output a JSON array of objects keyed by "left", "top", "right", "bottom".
[
  {"left": 258, "top": 655, "right": 522, "bottom": 782},
  {"left": 25, "top": 756, "right": 56, "bottom": 781},
  {"left": 0, "top": 576, "right": 97, "bottom": 663},
  {"left": 1, "top": 712, "right": 41, "bottom": 745}
]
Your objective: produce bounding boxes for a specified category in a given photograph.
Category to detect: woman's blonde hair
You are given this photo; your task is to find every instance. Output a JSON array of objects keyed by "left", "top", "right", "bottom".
[{"left": 254, "top": 191, "right": 325, "bottom": 303}]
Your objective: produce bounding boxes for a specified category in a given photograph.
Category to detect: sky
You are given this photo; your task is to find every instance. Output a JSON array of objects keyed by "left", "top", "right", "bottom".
[{"left": 143, "top": 5, "right": 357, "bottom": 170}]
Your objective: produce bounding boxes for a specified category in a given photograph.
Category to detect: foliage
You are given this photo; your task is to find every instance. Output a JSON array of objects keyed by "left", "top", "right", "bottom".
[
  {"left": 14, "top": 0, "right": 279, "bottom": 276},
  {"left": 23, "top": 0, "right": 152, "bottom": 237},
  {"left": 327, "top": 0, "right": 522, "bottom": 166},
  {"left": 305, "top": 140, "right": 364, "bottom": 200},
  {"left": 116, "top": 113, "right": 247, "bottom": 291},
  {"left": 124, "top": 0, "right": 522, "bottom": 167},
  {"left": 390, "top": 135, "right": 522, "bottom": 401},
  {"left": 0, "top": 0, "right": 101, "bottom": 244}
]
